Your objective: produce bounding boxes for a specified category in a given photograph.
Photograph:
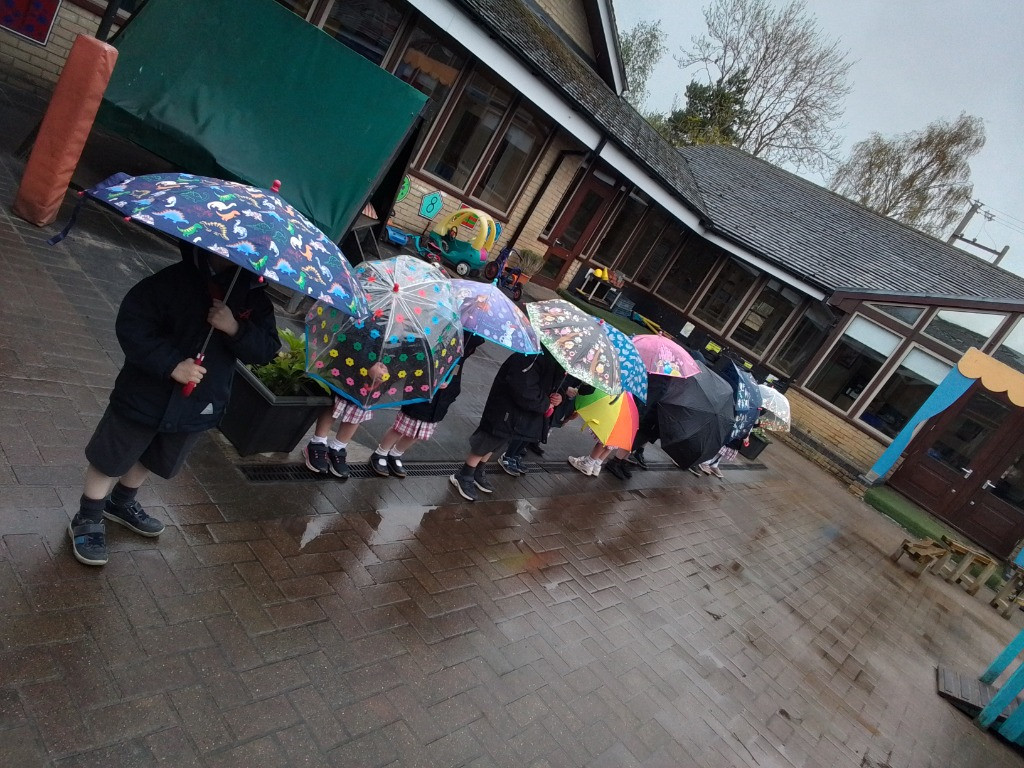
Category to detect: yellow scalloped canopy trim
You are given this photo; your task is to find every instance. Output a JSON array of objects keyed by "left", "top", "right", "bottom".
[{"left": 958, "top": 347, "right": 1024, "bottom": 406}]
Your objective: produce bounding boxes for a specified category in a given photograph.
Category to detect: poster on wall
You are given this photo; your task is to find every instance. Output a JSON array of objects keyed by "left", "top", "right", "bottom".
[{"left": 1, "top": 0, "right": 63, "bottom": 45}]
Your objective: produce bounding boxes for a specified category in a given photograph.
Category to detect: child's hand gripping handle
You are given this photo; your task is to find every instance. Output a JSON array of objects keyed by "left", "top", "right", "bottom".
[{"left": 182, "top": 353, "right": 206, "bottom": 397}]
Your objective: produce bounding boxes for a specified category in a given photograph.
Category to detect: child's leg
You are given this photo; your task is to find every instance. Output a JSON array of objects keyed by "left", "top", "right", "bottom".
[
  {"left": 333, "top": 421, "right": 360, "bottom": 445},
  {"left": 82, "top": 464, "right": 119, "bottom": 507},
  {"left": 313, "top": 407, "right": 335, "bottom": 439},
  {"left": 395, "top": 435, "right": 418, "bottom": 452},
  {"left": 377, "top": 427, "right": 404, "bottom": 453}
]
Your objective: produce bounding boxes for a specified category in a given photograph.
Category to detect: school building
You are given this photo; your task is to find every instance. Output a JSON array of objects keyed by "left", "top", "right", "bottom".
[{"left": 6, "top": 0, "right": 1024, "bottom": 554}]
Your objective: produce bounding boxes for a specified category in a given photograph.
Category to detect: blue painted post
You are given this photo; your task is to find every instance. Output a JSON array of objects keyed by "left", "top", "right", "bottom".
[
  {"left": 977, "top": 661, "right": 1024, "bottom": 729},
  {"left": 980, "top": 626, "right": 1024, "bottom": 684},
  {"left": 997, "top": 699, "right": 1024, "bottom": 743}
]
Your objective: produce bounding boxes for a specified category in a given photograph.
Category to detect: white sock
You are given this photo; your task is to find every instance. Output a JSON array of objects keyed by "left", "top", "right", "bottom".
[
  {"left": 389, "top": 448, "right": 404, "bottom": 457},
  {"left": 310, "top": 435, "right": 328, "bottom": 445},
  {"left": 328, "top": 439, "right": 346, "bottom": 451},
  {"left": 375, "top": 445, "right": 389, "bottom": 455}
]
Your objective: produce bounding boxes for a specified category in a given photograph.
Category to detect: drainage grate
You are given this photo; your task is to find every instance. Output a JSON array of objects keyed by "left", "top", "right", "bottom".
[{"left": 238, "top": 460, "right": 766, "bottom": 483}]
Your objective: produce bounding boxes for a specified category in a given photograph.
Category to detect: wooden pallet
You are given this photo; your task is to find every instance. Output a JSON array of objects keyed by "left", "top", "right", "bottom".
[{"left": 935, "top": 665, "right": 1022, "bottom": 723}]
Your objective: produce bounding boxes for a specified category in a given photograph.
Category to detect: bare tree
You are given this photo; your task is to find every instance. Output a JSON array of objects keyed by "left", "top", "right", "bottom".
[
  {"left": 620, "top": 20, "right": 668, "bottom": 111},
  {"left": 830, "top": 113, "right": 986, "bottom": 237},
  {"left": 679, "top": 0, "right": 852, "bottom": 172}
]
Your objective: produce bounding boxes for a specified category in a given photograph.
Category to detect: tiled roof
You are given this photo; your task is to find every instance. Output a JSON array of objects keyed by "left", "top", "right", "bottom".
[
  {"left": 451, "top": 0, "right": 707, "bottom": 217},
  {"left": 681, "top": 145, "right": 1024, "bottom": 302}
]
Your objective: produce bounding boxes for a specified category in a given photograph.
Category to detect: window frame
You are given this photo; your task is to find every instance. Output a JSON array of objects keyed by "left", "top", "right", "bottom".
[{"left": 412, "top": 67, "right": 554, "bottom": 217}]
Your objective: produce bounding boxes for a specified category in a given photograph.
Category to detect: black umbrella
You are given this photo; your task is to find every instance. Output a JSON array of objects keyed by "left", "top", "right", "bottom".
[{"left": 657, "top": 361, "right": 735, "bottom": 469}]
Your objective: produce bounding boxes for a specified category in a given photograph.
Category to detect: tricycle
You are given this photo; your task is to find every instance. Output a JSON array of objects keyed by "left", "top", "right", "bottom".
[{"left": 483, "top": 246, "right": 524, "bottom": 302}]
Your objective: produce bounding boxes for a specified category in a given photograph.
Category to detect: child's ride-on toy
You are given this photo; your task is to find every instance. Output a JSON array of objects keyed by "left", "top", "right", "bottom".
[
  {"left": 483, "top": 246, "right": 524, "bottom": 302},
  {"left": 427, "top": 209, "right": 499, "bottom": 277}
]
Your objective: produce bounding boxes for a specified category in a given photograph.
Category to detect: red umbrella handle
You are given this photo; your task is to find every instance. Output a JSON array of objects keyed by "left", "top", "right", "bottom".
[{"left": 181, "top": 353, "right": 206, "bottom": 397}]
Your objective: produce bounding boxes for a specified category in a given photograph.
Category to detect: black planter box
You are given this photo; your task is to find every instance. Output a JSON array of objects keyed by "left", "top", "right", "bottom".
[
  {"left": 739, "top": 434, "right": 770, "bottom": 460},
  {"left": 219, "top": 363, "right": 332, "bottom": 456}
]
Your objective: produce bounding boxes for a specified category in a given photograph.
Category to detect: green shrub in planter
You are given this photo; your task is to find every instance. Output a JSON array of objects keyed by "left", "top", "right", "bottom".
[
  {"left": 219, "top": 329, "right": 333, "bottom": 455},
  {"left": 740, "top": 427, "right": 771, "bottom": 460}
]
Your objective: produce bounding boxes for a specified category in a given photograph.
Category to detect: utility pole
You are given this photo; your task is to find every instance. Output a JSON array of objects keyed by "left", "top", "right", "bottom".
[
  {"left": 946, "top": 199, "right": 982, "bottom": 245},
  {"left": 946, "top": 199, "right": 1011, "bottom": 267}
]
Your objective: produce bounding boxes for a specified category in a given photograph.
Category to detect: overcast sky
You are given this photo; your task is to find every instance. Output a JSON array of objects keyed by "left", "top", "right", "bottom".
[{"left": 612, "top": 0, "right": 1024, "bottom": 276}]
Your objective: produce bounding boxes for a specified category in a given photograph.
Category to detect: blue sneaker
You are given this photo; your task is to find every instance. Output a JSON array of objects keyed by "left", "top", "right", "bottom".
[
  {"left": 69, "top": 515, "right": 108, "bottom": 566},
  {"left": 104, "top": 499, "right": 165, "bottom": 537},
  {"left": 498, "top": 453, "right": 521, "bottom": 476}
]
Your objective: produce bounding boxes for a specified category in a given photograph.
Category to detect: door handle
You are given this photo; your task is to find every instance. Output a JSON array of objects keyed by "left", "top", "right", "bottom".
[
  {"left": 982, "top": 479, "right": 996, "bottom": 490},
  {"left": 960, "top": 467, "right": 973, "bottom": 478}
]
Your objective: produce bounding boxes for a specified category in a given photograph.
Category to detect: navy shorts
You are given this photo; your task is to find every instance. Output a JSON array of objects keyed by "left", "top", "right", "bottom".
[
  {"left": 468, "top": 428, "right": 507, "bottom": 457},
  {"left": 85, "top": 407, "right": 202, "bottom": 480}
]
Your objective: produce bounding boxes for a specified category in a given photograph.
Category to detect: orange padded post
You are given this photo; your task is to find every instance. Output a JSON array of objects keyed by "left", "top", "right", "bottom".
[{"left": 13, "top": 35, "right": 118, "bottom": 227}]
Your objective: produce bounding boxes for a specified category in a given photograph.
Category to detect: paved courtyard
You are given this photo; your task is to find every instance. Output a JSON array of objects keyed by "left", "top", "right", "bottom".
[{"left": 2, "top": 77, "right": 1023, "bottom": 767}]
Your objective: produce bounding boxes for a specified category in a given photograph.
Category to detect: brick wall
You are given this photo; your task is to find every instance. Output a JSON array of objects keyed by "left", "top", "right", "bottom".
[
  {"left": 776, "top": 388, "right": 886, "bottom": 482},
  {"left": 533, "top": 0, "right": 595, "bottom": 58},
  {"left": 0, "top": 4, "right": 103, "bottom": 93}
]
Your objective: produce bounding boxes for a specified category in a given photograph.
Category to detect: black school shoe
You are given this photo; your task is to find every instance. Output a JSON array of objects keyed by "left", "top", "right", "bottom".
[
  {"left": 449, "top": 473, "right": 477, "bottom": 502},
  {"left": 104, "top": 499, "right": 165, "bottom": 537},
  {"left": 69, "top": 515, "right": 108, "bottom": 566},
  {"left": 304, "top": 441, "right": 330, "bottom": 474},
  {"left": 387, "top": 455, "right": 407, "bottom": 478},
  {"left": 369, "top": 451, "right": 390, "bottom": 477}
]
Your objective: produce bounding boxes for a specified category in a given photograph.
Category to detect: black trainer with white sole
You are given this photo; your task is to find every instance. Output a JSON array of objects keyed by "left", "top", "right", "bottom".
[
  {"left": 69, "top": 515, "right": 108, "bottom": 566},
  {"left": 104, "top": 499, "right": 165, "bottom": 536},
  {"left": 449, "top": 473, "right": 477, "bottom": 501}
]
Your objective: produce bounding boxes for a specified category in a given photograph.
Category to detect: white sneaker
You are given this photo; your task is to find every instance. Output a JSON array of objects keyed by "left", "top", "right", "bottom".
[
  {"left": 590, "top": 459, "right": 602, "bottom": 476},
  {"left": 568, "top": 456, "right": 594, "bottom": 476}
]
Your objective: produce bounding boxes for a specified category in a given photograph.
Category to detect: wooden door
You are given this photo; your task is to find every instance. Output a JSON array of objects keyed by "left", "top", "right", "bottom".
[
  {"left": 532, "top": 173, "right": 616, "bottom": 288},
  {"left": 890, "top": 386, "right": 1024, "bottom": 557}
]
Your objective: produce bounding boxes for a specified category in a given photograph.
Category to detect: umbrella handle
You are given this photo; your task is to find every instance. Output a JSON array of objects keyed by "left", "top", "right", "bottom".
[{"left": 181, "top": 353, "right": 206, "bottom": 397}]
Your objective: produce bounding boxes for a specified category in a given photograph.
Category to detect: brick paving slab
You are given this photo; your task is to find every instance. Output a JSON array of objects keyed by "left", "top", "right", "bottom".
[{"left": 3, "top": 77, "right": 1024, "bottom": 767}]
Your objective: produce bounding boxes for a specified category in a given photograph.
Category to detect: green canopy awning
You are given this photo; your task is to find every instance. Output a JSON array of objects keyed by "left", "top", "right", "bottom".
[{"left": 97, "top": 0, "right": 426, "bottom": 241}]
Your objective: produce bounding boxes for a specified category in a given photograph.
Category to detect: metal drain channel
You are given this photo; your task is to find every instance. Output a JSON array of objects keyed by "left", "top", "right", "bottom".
[{"left": 238, "top": 460, "right": 766, "bottom": 483}]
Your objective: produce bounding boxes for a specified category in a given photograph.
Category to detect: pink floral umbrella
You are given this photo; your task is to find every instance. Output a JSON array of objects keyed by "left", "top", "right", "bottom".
[{"left": 631, "top": 334, "right": 701, "bottom": 378}]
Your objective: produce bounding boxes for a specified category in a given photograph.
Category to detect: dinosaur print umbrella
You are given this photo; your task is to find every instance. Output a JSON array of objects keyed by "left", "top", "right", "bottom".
[{"left": 80, "top": 172, "right": 367, "bottom": 317}]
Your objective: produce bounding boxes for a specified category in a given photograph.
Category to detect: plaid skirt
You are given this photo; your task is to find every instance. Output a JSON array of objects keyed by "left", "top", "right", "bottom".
[
  {"left": 332, "top": 398, "right": 373, "bottom": 424},
  {"left": 717, "top": 446, "right": 739, "bottom": 463},
  {"left": 392, "top": 412, "right": 437, "bottom": 441}
]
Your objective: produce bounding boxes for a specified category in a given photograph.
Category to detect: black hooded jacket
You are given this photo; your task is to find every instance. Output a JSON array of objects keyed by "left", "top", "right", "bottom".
[
  {"left": 108, "top": 247, "right": 280, "bottom": 432},
  {"left": 477, "top": 350, "right": 563, "bottom": 442},
  {"left": 401, "top": 333, "right": 486, "bottom": 424}
]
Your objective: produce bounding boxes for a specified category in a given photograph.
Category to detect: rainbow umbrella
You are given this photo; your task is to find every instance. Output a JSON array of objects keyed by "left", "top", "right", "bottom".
[
  {"left": 632, "top": 334, "right": 701, "bottom": 378},
  {"left": 305, "top": 256, "right": 462, "bottom": 409},
  {"left": 573, "top": 390, "right": 639, "bottom": 450}
]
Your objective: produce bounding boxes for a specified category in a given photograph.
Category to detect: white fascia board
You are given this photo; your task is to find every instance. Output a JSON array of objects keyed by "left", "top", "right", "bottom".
[
  {"left": 594, "top": 0, "right": 625, "bottom": 94},
  {"left": 599, "top": 142, "right": 827, "bottom": 301},
  {"left": 404, "top": 0, "right": 603, "bottom": 148}
]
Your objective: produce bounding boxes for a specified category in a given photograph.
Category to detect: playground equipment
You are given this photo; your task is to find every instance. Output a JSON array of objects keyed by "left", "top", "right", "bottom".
[
  {"left": 428, "top": 209, "right": 498, "bottom": 276},
  {"left": 483, "top": 246, "right": 524, "bottom": 302}
]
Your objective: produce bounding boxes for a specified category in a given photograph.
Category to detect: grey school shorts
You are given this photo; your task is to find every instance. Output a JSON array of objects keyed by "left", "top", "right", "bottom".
[
  {"left": 468, "top": 428, "right": 508, "bottom": 457},
  {"left": 85, "top": 407, "right": 202, "bottom": 480}
]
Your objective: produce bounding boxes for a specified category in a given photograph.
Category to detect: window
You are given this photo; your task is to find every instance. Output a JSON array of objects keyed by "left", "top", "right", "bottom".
[
  {"left": 923, "top": 309, "right": 1006, "bottom": 353},
  {"left": 770, "top": 304, "right": 832, "bottom": 377},
  {"left": 806, "top": 316, "right": 902, "bottom": 412},
  {"left": 421, "top": 71, "right": 550, "bottom": 213},
  {"left": 393, "top": 23, "right": 467, "bottom": 124},
  {"left": 635, "top": 223, "right": 686, "bottom": 288},
  {"left": 615, "top": 209, "right": 670, "bottom": 279},
  {"left": 730, "top": 280, "right": 801, "bottom": 356},
  {"left": 693, "top": 260, "right": 758, "bottom": 329},
  {"left": 859, "top": 348, "right": 951, "bottom": 438},
  {"left": 591, "top": 191, "right": 647, "bottom": 266},
  {"left": 273, "top": 0, "right": 315, "bottom": 19},
  {"left": 656, "top": 242, "right": 719, "bottom": 310},
  {"left": 994, "top": 317, "right": 1024, "bottom": 374},
  {"left": 323, "top": 0, "right": 406, "bottom": 65},
  {"left": 471, "top": 108, "right": 547, "bottom": 210},
  {"left": 866, "top": 303, "right": 925, "bottom": 326}
]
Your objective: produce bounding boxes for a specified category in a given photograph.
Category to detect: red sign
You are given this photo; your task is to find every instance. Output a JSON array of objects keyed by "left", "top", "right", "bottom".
[{"left": 2, "top": 0, "right": 63, "bottom": 45}]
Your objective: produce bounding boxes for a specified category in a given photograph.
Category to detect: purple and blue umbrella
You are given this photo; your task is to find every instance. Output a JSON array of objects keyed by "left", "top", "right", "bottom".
[
  {"left": 600, "top": 322, "right": 648, "bottom": 402},
  {"left": 450, "top": 279, "right": 540, "bottom": 354},
  {"left": 79, "top": 172, "right": 367, "bottom": 317}
]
